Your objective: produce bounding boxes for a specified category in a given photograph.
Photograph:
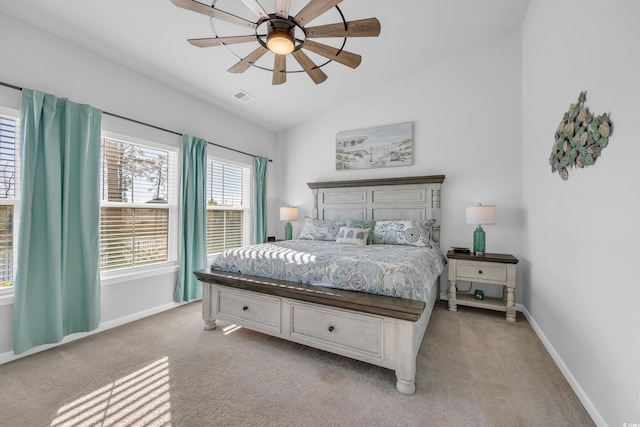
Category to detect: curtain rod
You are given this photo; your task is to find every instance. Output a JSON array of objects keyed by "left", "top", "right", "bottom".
[{"left": 0, "top": 81, "right": 272, "bottom": 163}]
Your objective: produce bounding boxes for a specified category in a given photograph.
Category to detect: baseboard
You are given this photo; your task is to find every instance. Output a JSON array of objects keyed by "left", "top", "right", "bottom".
[
  {"left": 521, "top": 305, "right": 607, "bottom": 427},
  {"left": 0, "top": 301, "right": 187, "bottom": 366}
]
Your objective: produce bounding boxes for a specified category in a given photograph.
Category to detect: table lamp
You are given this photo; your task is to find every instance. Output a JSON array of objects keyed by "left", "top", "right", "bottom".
[
  {"left": 279, "top": 207, "right": 298, "bottom": 240},
  {"left": 465, "top": 204, "right": 496, "bottom": 255}
]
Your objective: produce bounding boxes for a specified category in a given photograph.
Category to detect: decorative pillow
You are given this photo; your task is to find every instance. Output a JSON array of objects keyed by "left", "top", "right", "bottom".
[
  {"left": 372, "top": 219, "right": 435, "bottom": 247},
  {"left": 345, "top": 219, "right": 376, "bottom": 244},
  {"left": 297, "top": 218, "right": 346, "bottom": 241},
  {"left": 420, "top": 219, "right": 437, "bottom": 245},
  {"left": 335, "top": 227, "right": 370, "bottom": 246}
]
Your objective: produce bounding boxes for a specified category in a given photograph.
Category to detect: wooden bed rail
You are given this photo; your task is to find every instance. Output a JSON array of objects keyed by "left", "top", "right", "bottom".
[{"left": 194, "top": 268, "right": 426, "bottom": 322}]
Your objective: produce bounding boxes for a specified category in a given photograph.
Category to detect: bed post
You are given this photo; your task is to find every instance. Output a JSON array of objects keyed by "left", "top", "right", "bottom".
[
  {"left": 202, "top": 281, "right": 217, "bottom": 330},
  {"left": 395, "top": 319, "right": 417, "bottom": 395},
  {"left": 311, "top": 188, "right": 319, "bottom": 219}
]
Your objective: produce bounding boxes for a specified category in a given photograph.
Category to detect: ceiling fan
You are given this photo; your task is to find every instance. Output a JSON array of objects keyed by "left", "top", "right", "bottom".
[{"left": 170, "top": 0, "right": 381, "bottom": 85}]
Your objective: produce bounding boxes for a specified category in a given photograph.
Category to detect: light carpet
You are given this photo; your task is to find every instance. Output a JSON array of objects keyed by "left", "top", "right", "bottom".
[{"left": 0, "top": 301, "right": 594, "bottom": 426}]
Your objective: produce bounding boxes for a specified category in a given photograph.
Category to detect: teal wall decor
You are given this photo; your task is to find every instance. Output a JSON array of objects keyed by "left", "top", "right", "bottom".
[{"left": 550, "top": 92, "right": 612, "bottom": 180}]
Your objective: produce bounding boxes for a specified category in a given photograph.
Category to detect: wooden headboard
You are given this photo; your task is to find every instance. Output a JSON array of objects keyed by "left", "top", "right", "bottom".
[{"left": 307, "top": 175, "right": 445, "bottom": 246}]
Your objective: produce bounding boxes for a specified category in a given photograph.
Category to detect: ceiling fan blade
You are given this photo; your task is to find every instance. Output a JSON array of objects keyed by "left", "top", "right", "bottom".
[
  {"left": 228, "top": 46, "right": 269, "bottom": 73},
  {"left": 305, "top": 18, "right": 381, "bottom": 38},
  {"left": 291, "top": 50, "right": 328, "bottom": 84},
  {"left": 241, "top": 0, "right": 270, "bottom": 20},
  {"left": 274, "top": 0, "right": 291, "bottom": 18},
  {"left": 302, "top": 40, "right": 361, "bottom": 69},
  {"left": 294, "top": 0, "right": 343, "bottom": 26},
  {"left": 272, "top": 54, "right": 287, "bottom": 85},
  {"left": 188, "top": 35, "right": 257, "bottom": 47},
  {"left": 170, "top": 0, "right": 257, "bottom": 29}
]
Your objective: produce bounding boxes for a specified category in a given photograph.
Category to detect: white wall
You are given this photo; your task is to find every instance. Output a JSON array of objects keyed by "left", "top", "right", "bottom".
[
  {"left": 522, "top": 1, "right": 640, "bottom": 425},
  {"left": 0, "top": 12, "right": 278, "bottom": 359},
  {"left": 278, "top": 30, "right": 524, "bottom": 301}
]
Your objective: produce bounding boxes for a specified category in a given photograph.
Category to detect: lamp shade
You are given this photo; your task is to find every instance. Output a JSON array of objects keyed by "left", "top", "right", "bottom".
[
  {"left": 279, "top": 207, "right": 298, "bottom": 221},
  {"left": 465, "top": 205, "right": 496, "bottom": 225}
]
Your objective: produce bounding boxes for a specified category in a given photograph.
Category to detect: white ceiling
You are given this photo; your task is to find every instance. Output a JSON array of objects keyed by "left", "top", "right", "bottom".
[{"left": 0, "top": 0, "right": 530, "bottom": 132}]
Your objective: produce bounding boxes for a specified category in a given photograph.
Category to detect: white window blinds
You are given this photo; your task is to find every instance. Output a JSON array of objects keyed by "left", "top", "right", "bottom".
[
  {"left": 100, "top": 137, "right": 176, "bottom": 271},
  {"left": 206, "top": 160, "right": 249, "bottom": 254}
]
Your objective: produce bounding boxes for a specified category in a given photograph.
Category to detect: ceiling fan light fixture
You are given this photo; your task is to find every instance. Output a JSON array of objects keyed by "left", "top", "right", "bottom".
[
  {"left": 171, "top": 0, "right": 382, "bottom": 85},
  {"left": 266, "top": 28, "right": 295, "bottom": 55}
]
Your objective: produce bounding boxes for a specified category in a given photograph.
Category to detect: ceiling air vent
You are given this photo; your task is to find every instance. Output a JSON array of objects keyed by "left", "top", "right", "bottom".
[{"left": 231, "top": 90, "right": 255, "bottom": 104}]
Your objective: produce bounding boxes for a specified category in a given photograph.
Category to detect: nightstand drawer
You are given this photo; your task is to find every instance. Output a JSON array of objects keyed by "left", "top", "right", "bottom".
[{"left": 456, "top": 263, "right": 507, "bottom": 282}]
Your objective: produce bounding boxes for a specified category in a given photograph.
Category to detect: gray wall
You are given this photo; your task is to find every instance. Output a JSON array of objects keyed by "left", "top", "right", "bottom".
[{"left": 522, "top": 0, "right": 640, "bottom": 425}]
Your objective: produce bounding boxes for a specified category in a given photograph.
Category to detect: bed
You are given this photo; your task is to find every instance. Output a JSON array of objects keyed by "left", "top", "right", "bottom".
[{"left": 194, "top": 175, "right": 445, "bottom": 394}]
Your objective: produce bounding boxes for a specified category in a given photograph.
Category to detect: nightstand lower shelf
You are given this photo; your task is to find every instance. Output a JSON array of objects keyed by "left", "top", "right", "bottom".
[{"left": 454, "top": 293, "right": 507, "bottom": 312}]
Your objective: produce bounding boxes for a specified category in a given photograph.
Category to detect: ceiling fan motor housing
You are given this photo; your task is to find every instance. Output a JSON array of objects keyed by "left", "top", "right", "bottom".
[{"left": 264, "top": 16, "right": 301, "bottom": 55}]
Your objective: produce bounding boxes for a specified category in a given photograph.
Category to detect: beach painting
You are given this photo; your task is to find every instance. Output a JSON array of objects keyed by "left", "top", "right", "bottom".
[{"left": 336, "top": 122, "right": 413, "bottom": 170}]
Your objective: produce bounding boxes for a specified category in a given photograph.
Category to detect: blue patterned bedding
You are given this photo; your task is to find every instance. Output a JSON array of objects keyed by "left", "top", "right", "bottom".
[{"left": 210, "top": 240, "right": 446, "bottom": 302}]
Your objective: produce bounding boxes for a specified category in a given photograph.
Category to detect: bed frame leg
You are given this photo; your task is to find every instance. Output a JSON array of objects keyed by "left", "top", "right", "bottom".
[
  {"left": 395, "top": 377, "right": 416, "bottom": 395},
  {"left": 395, "top": 319, "right": 417, "bottom": 395},
  {"left": 203, "top": 319, "right": 217, "bottom": 330},
  {"left": 202, "top": 282, "right": 217, "bottom": 330}
]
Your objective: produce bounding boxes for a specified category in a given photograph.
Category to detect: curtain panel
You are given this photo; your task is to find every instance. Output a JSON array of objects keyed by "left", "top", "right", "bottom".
[
  {"left": 13, "top": 88, "right": 102, "bottom": 355},
  {"left": 174, "top": 135, "right": 207, "bottom": 302},
  {"left": 252, "top": 156, "right": 268, "bottom": 244}
]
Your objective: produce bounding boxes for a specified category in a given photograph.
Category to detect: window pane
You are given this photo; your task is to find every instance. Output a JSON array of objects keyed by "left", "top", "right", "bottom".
[
  {"left": 0, "top": 116, "right": 17, "bottom": 199},
  {"left": 206, "top": 209, "right": 243, "bottom": 254},
  {"left": 206, "top": 160, "right": 248, "bottom": 255},
  {"left": 99, "top": 136, "right": 175, "bottom": 272},
  {"left": 207, "top": 162, "right": 243, "bottom": 207},
  {"left": 100, "top": 207, "right": 169, "bottom": 271},
  {"left": 0, "top": 205, "right": 13, "bottom": 286},
  {"left": 101, "top": 138, "right": 169, "bottom": 204}
]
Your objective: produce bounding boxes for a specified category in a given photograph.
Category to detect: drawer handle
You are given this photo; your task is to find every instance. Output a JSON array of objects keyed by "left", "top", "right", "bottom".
[
  {"left": 242, "top": 306, "right": 248, "bottom": 311},
  {"left": 328, "top": 326, "right": 334, "bottom": 332},
  {"left": 478, "top": 270, "right": 483, "bottom": 274}
]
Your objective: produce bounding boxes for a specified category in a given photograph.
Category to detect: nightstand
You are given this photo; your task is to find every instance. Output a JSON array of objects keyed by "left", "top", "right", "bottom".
[{"left": 447, "top": 251, "right": 519, "bottom": 322}]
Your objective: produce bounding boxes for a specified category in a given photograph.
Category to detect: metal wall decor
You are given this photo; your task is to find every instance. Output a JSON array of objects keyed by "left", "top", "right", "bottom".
[{"left": 550, "top": 92, "right": 612, "bottom": 180}]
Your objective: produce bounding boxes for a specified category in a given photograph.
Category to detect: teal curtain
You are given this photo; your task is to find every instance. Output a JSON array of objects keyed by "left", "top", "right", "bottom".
[
  {"left": 13, "top": 89, "right": 102, "bottom": 355},
  {"left": 252, "top": 156, "right": 268, "bottom": 244},
  {"left": 175, "top": 135, "right": 207, "bottom": 302}
]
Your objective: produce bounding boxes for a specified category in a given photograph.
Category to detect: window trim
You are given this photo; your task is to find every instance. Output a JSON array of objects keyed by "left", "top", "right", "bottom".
[
  {"left": 205, "top": 156, "right": 252, "bottom": 262},
  {"left": 0, "top": 109, "right": 20, "bottom": 294},
  {"left": 99, "top": 132, "right": 179, "bottom": 275}
]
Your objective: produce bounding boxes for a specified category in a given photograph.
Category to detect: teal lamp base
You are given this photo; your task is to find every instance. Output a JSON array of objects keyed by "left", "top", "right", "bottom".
[
  {"left": 473, "top": 226, "right": 486, "bottom": 255},
  {"left": 285, "top": 221, "right": 293, "bottom": 240}
]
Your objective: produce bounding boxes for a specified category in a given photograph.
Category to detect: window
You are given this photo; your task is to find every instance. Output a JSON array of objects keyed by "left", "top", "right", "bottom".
[
  {"left": 0, "top": 114, "right": 18, "bottom": 288},
  {"left": 206, "top": 160, "right": 250, "bottom": 255},
  {"left": 100, "top": 137, "right": 177, "bottom": 271}
]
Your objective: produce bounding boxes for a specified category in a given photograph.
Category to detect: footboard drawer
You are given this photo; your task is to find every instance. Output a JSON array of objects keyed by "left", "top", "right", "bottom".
[
  {"left": 290, "top": 303, "right": 382, "bottom": 357},
  {"left": 217, "top": 288, "right": 281, "bottom": 332}
]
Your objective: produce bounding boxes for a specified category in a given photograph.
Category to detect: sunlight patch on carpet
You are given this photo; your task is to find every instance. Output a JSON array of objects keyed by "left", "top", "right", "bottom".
[
  {"left": 223, "top": 324, "right": 243, "bottom": 335},
  {"left": 50, "top": 357, "right": 172, "bottom": 427}
]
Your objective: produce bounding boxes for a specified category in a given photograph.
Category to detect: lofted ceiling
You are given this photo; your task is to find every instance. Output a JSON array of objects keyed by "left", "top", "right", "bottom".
[{"left": 0, "top": 0, "right": 530, "bottom": 132}]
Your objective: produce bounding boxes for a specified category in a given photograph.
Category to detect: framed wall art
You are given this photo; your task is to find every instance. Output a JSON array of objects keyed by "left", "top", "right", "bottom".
[{"left": 336, "top": 122, "right": 413, "bottom": 170}]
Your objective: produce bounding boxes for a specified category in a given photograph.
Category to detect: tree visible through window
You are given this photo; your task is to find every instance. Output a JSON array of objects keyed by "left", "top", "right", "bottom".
[{"left": 100, "top": 137, "right": 175, "bottom": 271}]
